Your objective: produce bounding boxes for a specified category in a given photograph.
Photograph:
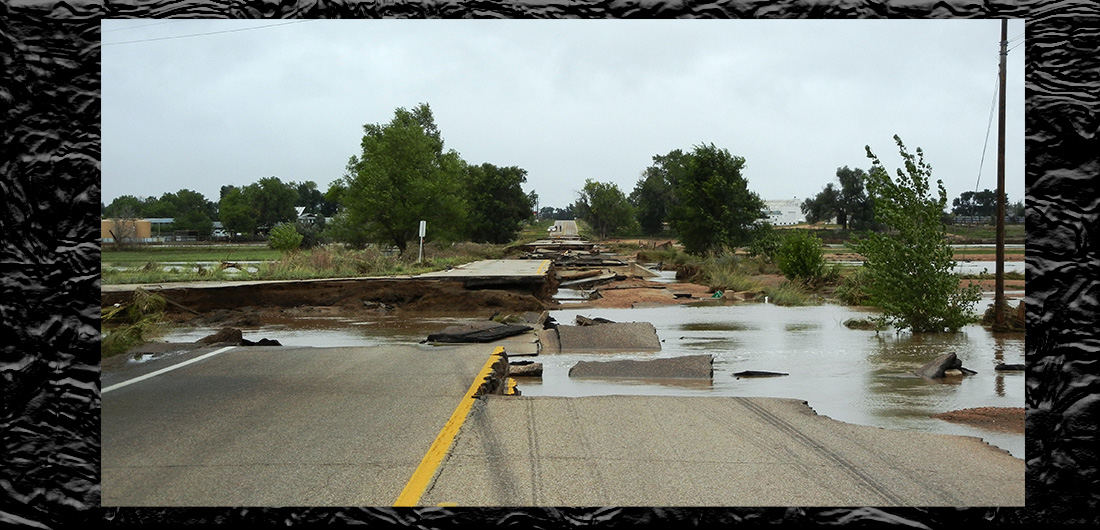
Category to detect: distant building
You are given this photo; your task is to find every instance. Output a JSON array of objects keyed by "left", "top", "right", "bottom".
[
  {"left": 101, "top": 217, "right": 194, "bottom": 243},
  {"left": 762, "top": 199, "right": 808, "bottom": 226},
  {"left": 101, "top": 218, "right": 151, "bottom": 243}
]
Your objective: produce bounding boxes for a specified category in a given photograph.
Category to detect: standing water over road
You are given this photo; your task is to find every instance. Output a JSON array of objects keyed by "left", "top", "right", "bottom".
[
  {"left": 159, "top": 299, "right": 1024, "bottom": 458},
  {"left": 521, "top": 301, "right": 1024, "bottom": 458}
]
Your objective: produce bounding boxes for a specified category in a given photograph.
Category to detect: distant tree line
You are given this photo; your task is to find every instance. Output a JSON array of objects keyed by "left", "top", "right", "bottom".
[
  {"left": 561, "top": 143, "right": 767, "bottom": 256},
  {"left": 102, "top": 177, "right": 339, "bottom": 242},
  {"left": 103, "top": 102, "right": 537, "bottom": 252},
  {"left": 104, "top": 102, "right": 1022, "bottom": 252},
  {"left": 800, "top": 171, "right": 1024, "bottom": 229}
]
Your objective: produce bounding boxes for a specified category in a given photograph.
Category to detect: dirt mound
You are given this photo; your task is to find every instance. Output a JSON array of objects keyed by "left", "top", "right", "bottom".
[{"left": 931, "top": 407, "right": 1024, "bottom": 433}]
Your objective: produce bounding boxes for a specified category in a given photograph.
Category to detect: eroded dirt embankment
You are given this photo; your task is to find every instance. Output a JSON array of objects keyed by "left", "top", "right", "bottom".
[{"left": 102, "top": 278, "right": 555, "bottom": 326}]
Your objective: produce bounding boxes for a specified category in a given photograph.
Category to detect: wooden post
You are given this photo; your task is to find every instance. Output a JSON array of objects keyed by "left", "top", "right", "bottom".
[{"left": 995, "top": 19, "right": 1007, "bottom": 327}]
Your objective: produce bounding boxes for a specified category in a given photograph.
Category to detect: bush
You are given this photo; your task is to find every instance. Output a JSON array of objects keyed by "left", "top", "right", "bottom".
[
  {"left": 746, "top": 223, "right": 781, "bottom": 261},
  {"left": 764, "top": 281, "right": 815, "bottom": 306},
  {"left": 269, "top": 222, "right": 304, "bottom": 253},
  {"left": 834, "top": 267, "right": 872, "bottom": 306},
  {"left": 774, "top": 230, "right": 826, "bottom": 284}
]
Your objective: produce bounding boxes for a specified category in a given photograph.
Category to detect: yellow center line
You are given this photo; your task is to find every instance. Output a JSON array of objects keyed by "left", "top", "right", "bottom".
[{"left": 393, "top": 346, "right": 505, "bottom": 507}]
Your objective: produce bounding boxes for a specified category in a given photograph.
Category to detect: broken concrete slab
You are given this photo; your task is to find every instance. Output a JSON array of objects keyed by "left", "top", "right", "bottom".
[
  {"left": 196, "top": 327, "right": 243, "bottom": 345},
  {"left": 574, "top": 315, "right": 615, "bottom": 326},
  {"left": 733, "top": 370, "right": 789, "bottom": 378},
  {"left": 543, "top": 321, "right": 662, "bottom": 353},
  {"left": 914, "top": 352, "right": 977, "bottom": 378},
  {"left": 568, "top": 354, "right": 713, "bottom": 379},
  {"left": 195, "top": 327, "right": 281, "bottom": 347},
  {"left": 240, "top": 338, "right": 282, "bottom": 346},
  {"left": 426, "top": 321, "right": 533, "bottom": 344},
  {"left": 509, "top": 360, "right": 543, "bottom": 377}
]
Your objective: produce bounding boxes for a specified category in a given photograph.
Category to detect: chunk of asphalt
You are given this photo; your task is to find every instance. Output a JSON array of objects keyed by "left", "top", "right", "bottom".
[
  {"left": 426, "top": 321, "right": 533, "bottom": 344},
  {"left": 568, "top": 354, "right": 713, "bottom": 380},
  {"left": 554, "top": 322, "right": 662, "bottom": 352}
]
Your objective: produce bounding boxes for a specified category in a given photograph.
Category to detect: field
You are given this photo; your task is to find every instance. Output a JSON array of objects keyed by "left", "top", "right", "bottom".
[{"left": 101, "top": 244, "right": 283, "bottom": 264}]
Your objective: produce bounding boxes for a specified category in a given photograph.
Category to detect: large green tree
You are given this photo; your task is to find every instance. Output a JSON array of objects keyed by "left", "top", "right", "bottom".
[
  {"left": 573, "top": 179, "right": 637, "bottom": 239},
  {"left": 662, "top": 143, "right": 765, "bottom": 255},
  {"left": 245, "top": 176, "right": 298, "bottom": 232},
  {"left": 103, "top": 195, "right": 146, "bottom": 219},
  {"left": 464, "top": 163, "right": 533, "bottom": 244},
  {"left": 338, "top": 103, "right": 466, "bottom": 253},
  {"left": 629, "top": 160, "right": 677, "bottom": 235},
  {"left": 217, "top": 186, "right": 258, "bottom": 238},
  {"left": 801, "top": 166, "right": 874, "bottom": 230},
  {"left": 800, "top": 182, "right": 839, "bottom": 225},
  {"left": 852, "top": 135, "right": 981, "bottom": 333},
  {"left": 157, "top": 189, "right": 217, "bottom": 236},
  {"left": 951, "top": 188, "right": 1003, "bottom": 218}
]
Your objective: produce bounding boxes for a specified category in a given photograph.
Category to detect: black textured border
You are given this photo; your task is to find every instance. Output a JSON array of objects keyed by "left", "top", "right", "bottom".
[{"left": 1, "top": 0, "right": 1095, "bottom": 527}]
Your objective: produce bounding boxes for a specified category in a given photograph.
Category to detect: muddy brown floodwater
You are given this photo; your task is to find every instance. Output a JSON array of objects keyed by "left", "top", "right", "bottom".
[{"left": 119, "top": 274, "right": 1025, "bottom": 459}]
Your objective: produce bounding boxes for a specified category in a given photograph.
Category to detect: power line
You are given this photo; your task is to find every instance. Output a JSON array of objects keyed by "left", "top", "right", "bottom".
[
  {"left": 102, "top": 21, "right": 176, "bottom": 33},
  {"left": 974, "top": 73, "right": 999, "bottom": 194},
  {"left": 103, "top": 20, "right": 311, "bottom": 46}
]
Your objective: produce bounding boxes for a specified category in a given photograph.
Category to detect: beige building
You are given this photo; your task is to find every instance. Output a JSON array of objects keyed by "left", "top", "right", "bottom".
[{"left": 101, "top": 219, "right": 151, "bottom": 243}]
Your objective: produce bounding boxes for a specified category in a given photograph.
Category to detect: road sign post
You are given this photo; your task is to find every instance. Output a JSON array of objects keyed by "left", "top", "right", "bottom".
[{"left": 418, "top": 220, "right": 426, "bottom": 263}]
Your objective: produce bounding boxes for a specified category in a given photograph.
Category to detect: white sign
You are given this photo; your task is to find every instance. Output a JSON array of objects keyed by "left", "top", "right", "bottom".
[{"left": 419, "top": 220, "right": 426, "bottom": 238}]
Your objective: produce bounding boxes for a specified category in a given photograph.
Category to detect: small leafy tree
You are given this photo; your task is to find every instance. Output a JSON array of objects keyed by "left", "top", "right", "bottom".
[
  {"left": 269, "top": 222, "right": 303, "bottom": 253},
  {"left": 852, "top": 135, "right": 982, "bottom": 333},
  {"left": 774, "top": 230, "right": 826, "bottom": 284},
  {"left": 573, "top": 179, "right": 637, "bottom": 239}
]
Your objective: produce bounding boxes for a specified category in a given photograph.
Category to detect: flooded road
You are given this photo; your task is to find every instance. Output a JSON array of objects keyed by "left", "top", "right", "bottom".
[
  {"left": 525, "top": 301, "right": 1024, "bottom": 459},
  {"left": 158, "top": 296, "right": 1024, "bottom": 459}
]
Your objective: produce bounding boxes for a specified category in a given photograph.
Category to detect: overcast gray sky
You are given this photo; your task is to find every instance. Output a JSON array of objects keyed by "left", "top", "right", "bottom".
[{"left": 101, "top": 18, "right": 1025, "bottom": 213}]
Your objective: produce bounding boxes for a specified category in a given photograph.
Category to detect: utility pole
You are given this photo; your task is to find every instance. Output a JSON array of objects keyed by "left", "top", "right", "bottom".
[{"left": 995, "top": 18, "right": 1007, "bottom": 327}]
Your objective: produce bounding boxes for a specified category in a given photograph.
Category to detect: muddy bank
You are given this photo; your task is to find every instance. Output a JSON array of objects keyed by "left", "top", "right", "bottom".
[
  {"left": 103, "top": 278, "right": 554, "bottom": 325},
  {"left": 932, "top": 407, "right": 1025, "bottom": 433}
]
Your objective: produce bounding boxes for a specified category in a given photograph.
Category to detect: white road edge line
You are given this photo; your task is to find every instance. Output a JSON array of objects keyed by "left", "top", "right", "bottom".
[{"left": 103, "top": 346, "right": 235, "bottom": 394}]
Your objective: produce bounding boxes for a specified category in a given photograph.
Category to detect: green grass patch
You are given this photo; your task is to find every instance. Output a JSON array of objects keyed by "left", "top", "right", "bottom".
[
  {"left": 961, "top": 270, "right": 1025, "bottom": 281},
  {"left": 102, "top": 245, "right": 282, "bottom": 264},
  {"left": 763, "top": 281, "right": 816, "bottom": 306},
  {"left": 946, "top": 223, "right": 1025, "bottom": 241},
  {"left": 102, "top": 262, "right": 236, "bottom": 284},
  {"left": 101, "top": 242, "right": 508, "bottom": 285}
]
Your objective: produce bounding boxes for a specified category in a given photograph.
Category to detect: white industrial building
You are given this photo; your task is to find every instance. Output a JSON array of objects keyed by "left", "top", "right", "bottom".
[{"left": 763, "top": 199, "right": 806, "bottom": 226}]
